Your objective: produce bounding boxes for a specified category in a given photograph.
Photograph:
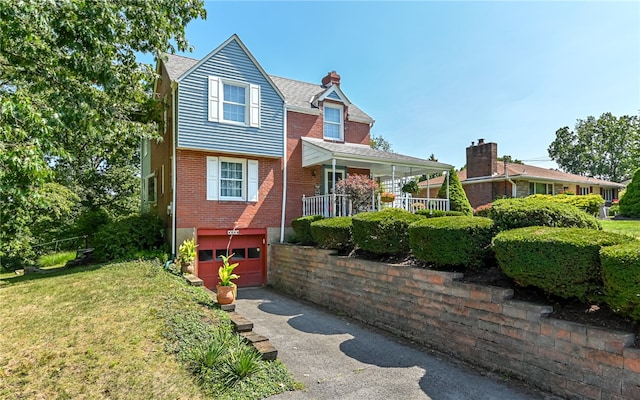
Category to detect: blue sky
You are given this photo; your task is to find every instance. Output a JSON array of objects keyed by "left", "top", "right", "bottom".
[{"left": 143, "top": 1, "right": 640, "bottom": 171}]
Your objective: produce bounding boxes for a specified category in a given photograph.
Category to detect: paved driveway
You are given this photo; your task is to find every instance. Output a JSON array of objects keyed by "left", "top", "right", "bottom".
[{"left": 235, "top": 287, "right": 554, "bottom": 400}]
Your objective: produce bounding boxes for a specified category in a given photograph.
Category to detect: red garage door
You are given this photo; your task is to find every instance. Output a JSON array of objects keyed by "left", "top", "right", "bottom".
[{"left": 196, "top": 229, "right": 266, "bottom": 289}]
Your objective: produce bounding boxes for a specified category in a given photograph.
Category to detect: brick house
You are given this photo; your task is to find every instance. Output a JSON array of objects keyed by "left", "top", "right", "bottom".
[
  {"left": 142, "top": 34, "right": 452, "bottom": 288},
  {"left": 419, "top": 139, "right": 626, "bottom": 209}
]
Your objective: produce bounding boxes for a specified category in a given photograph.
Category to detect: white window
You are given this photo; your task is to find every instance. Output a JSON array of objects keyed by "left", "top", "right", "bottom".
[
  {"left": 579, "top": 186, "right": 591, "bottom": 195},
  {"left": 145, "top": 174, "right": 157, "bottom": 203},
  {"left": 529, "top": 182, "right": 553, "bottom": 195},
  {"left": 208, "top": 76, "right": 260, "bottom": 127},
  {"left": 206, "top": 156, "right": 259, "bottom": 202},
  {"left": 602, "top": 188, "right": 613, "bottom": 202},
  {"left": 323, "top": 103, "right": 343, "bottom": 140}
]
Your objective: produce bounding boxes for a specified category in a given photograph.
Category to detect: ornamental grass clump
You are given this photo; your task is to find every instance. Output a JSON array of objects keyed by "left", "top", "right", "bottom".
[
  {"left": 352, "top": 208, "right": 423, "bottom": 256},
  {"left": 600, "top": 241, "right": 640, "bottom": 321},
  {"left": 409, "top": 216, "right": 495, "bottom": 269},
  {"left": 493, "top": 227, "right": 633, "bottom": 301}
]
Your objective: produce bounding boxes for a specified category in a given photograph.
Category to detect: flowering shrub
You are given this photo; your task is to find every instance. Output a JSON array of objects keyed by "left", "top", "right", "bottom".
[{"left": 335, "top": 174, "right": 378, "bottom": 212}]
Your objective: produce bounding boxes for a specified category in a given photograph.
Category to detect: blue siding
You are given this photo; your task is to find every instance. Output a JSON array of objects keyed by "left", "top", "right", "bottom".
[{"left": 177, "top": 39, "right": 284, "bottom": 158}]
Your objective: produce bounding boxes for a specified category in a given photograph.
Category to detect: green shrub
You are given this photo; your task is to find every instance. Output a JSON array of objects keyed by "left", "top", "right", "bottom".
[
  {"left": 409, "top": 216, "right": 495, "bottom": 268},
  {"left": 527, "top": 194, "right": 605, "bottom": 215},
  {"left": 436, "top": 169, "right": 473, "bottom": 215},
  {"left": 619, "top": 168, "right": 640, "bottom": 218},
  {"left": 291, "top": 215, "right": 323, "bottom": 245},
  {"left": 493, "top": 227, "right": 632, "bottom": 300},
  {"left": 93, "top": 213, "right": 165, "bottom": 262},
  {"left": 310, "top": 217, "right": 353, "bottom": 251},
  {"left": 415, "top": 210, "right": 468, "bottom": 218},
  {"left": 488, "top": 198, "right": 601, "bottom": 232},
  {"left": 352, "top": 208, "right": 423, "bottom": 255},
  {"left": 601, "top": 241, "right": 640, "bottom": 321}
]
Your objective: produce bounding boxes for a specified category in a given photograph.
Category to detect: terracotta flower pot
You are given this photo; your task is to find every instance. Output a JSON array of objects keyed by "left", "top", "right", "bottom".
[
  {"left": 181, "top": 262, "right": 194, "bottom": 274},
  {"left": 216, "top": 285, "right": 235, "bottom": 305}
]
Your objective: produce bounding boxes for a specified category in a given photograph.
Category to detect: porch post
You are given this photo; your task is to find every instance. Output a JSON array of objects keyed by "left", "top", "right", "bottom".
[
  {"left": 446, "top": 170, "right": 450, "bottom": 211},
  {"left": 392, "top": 164, "right": 396, "bottom": 193},
  {"left": 331, "top": 158, "right": 337, "bottom": 217}
]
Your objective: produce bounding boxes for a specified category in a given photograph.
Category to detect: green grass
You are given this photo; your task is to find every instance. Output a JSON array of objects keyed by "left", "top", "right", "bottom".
[
  {"left": 37, "top": 250, "right": 77, "bottom": 268},
  {"left": 601, "top": 219, "right": 640, "bottom": 239},
  {"left": 0, "top": 261, "right": 297, "bottom": 399}
]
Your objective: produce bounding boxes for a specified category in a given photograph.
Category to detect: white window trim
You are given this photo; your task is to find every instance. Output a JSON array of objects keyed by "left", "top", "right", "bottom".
[
  {"left": 323, "top": 103, "right": 344, "bottom": 141},
  {"left": 206, "top": 156, "right": 259, "bottom": 202},
  {"left": 145, "top": 173, "right": 157, "bottom": 203},
  {"left": 208, "top": 76, "right": 260, "bottom": 127},
  {"left": 529, "top": 181, "right": 553, "bottom": 195}
]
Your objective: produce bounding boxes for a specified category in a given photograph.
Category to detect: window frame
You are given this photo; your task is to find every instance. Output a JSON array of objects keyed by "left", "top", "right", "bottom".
[
  {"left": 219, "top": 157, "right": 246, "bottom": 201},
  {"left": 323, "top": 103, "right": 344, "bottom": 141},
  {"left": 528, "top": 181, "right": 553, "bottom": 195},
  {"left": 206, "top": 156, "right": 259, "bottom": 202},
  {"left": 145, "top": 173, "right": 157, "bottom": 204},
  {"left": 222, "top": 82, "right": 248, "bottom": 125},
  {"left": 208, "top": 76, "right": 260, "bottom": 128}
]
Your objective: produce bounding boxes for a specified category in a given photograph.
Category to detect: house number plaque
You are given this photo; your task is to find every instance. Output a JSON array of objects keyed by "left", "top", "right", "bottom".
[{"left": 227, "top": 229, "right": 240, "bottom": 236}]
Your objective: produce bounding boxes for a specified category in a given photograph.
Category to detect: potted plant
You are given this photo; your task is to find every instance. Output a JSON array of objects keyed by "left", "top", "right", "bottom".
[
  {"left": 178, "top": 238, "right": 197, "bottom": 274},
  {"left": 401, "top": 180, "right": 420, "bottom": 197},
  {"left": 380, "top": 192, "right": 396, "bottom": 203},
  {"left": 216, "top": 253, "right": 240, "bottom": 305}
]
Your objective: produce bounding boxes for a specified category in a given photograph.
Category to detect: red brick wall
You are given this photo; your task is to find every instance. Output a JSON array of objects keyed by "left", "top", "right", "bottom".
[
  {"left": 466, "top": 141, "right": 497, "bottom": 179},
  {"left": 270, "top": 245, "right": 640, "bottom": 400},
  {"left": 176, "top": 149, "right": 283, "bottom": 231}
]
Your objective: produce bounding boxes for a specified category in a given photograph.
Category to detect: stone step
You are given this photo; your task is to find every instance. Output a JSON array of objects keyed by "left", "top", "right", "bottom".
[
  {"left": 183, "top": 273, "right": 204, "bottom": 286},
  {"left": 240, "top": 331, "right": 268, "bottom": 344},
  {"left": 253, "top": 340, "right": 278, "bottom": 361},
  {"left": 228, "top": 312, "right": 254, "bottom": 332}
]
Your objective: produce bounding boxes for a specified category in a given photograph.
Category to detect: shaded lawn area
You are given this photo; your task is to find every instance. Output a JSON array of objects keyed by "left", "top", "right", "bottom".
[
  {"left": 601, "top": 219, "right": 640, "bottom": 239},
  {"left": 0, "top": 261, "right": 296, "bottom": 399}
]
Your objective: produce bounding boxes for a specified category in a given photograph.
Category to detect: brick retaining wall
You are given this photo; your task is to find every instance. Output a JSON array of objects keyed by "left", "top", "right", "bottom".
[{"left": 268, "top": 244, "right": 640, "bottom": 400}]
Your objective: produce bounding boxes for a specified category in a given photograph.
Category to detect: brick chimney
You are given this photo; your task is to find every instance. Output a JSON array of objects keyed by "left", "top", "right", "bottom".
[
  {"left": 321, "top": 71, "right": 341, "bottom": 87},
  {"left": 466, "top": 139, "right": 498, "bottom": 178}
]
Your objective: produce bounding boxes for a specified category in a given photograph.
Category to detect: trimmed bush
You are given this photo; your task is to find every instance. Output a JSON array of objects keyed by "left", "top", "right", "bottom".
[
  {"left": 436, "top": 169, "right": 473, "bottom": 215},
  {"left": 415, "top": 209, "right": 467, "bottom": 218},
  {"left": 526, "top": 194, "right": 605, "bottom": 215},
  {"left": 493, "top": 227, "right": 633, "bottom": 300},
  {"left": 619, "top": 168, "right": 640, "bottom": 218},
  {"left": 601, "top": 241, "right": 640, "bottom": 321},
  {"left": 409, "top": 216, "right": 495, "bottom": 268},
  {"left": 488, "top": 198, "right": 601, "bottom": 232},
  {"left": 291, "top": 215, "right": 323, "bottom": 245},
  {"left": 352, "top": 208, "right": 423, "bottom": 255},
  {"left": 310, "top": 217, "right": 353, "bottom": 251},
  {"left": 93, "top": 213, "right": 165, "bottom": 262}
]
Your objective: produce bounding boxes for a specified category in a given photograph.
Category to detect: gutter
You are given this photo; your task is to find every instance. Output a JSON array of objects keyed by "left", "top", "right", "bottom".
[
  {"left": 171, "top": 81, "right": 178, "bottom": 257},
  {"left": 280, "top": 104, "right": 288, "bottom": 243}
]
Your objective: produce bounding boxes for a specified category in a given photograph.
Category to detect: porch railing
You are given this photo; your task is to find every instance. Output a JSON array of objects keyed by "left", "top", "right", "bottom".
[{"left": 302, "top": 194, "right": 449, "bottom": 217}]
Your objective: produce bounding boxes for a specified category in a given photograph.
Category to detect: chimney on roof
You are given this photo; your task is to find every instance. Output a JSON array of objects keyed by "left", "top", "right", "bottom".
[
  {"left": 466, "top": 139, "right": 498, "bottom": 179},
  {"left": 322, "top": 71, "right": 341, "bottom": 87}
]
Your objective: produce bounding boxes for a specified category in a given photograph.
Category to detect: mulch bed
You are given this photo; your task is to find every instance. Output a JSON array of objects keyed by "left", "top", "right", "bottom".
[{"left": 348, "top": 250, "right": 640, "bottom": 348}]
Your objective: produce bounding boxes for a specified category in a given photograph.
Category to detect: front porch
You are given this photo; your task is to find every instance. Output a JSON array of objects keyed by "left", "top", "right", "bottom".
[{"left": 302, "top": 193, "right": 450, "bottom": 217}]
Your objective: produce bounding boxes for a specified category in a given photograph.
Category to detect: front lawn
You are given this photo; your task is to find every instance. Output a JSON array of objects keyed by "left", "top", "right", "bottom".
[
  {"left": 601, "top": 219, "right": 640, "bottom": 239},
  {"left": 0, "top": 260, "right": 297, "bottom": 399}
]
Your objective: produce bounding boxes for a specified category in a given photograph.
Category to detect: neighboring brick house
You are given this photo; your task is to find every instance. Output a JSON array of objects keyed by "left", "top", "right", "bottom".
[
  {"left": 419, "top": 139, "right": 626, "bottom": 209},
  {"left": 142, "top": 34, "right": 452, "bottom": 288}
]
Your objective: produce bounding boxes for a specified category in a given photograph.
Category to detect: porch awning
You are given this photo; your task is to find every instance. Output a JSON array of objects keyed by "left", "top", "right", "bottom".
[{"left": 301, "top": 137, "right": 453, "bottom": 178}]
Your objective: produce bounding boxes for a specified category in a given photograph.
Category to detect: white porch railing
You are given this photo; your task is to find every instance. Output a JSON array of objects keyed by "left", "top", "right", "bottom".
[
  {"left": 302, "top": 194, "right": 449, "bottom": 217},
  {"left": 302, "top": 194, "right": 353, "bottom": 217}
]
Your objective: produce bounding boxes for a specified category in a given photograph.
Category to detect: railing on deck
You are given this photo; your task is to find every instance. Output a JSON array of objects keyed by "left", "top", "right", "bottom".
[{"left": 302, "top": 194, "right": 449, "bottom": 217}]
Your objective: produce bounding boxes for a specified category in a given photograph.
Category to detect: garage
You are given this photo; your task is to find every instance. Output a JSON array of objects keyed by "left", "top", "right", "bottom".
[{"left": 196, "top": 228, "right": 266, "bottom": 289}]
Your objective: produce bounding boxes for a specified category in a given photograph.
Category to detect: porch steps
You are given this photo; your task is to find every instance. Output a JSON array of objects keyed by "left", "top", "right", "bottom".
[{"left": 200, "top": 286, "right": 278, "bottom": 361}]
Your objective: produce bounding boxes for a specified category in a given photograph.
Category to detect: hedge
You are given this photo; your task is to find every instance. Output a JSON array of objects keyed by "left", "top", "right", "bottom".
[
  {"left": 488, "top": 198, "right": 601, "bottom": 232},
  {"left": 291, "top": 215, "right": 323, "bottom": 245},
  {"left": 93, "top": 213, "right": 165, "bottom": 262},
  {"left": 409, "top": 216, "right": 495, "bottom": 268},
  {"left": 310, "top": 217, "right": 353, "bottom": 251},
  {"left": 493, "top": 227, "right": 633, "bottom": 300},
  {"left": 415, "top": 209, "right": 468, "bottom": 218},
  {"left": 601, "top": 241, "right": 640, "bottom": 321},
  {"left": 526, "top": 194, "right": 605, "bottom": 215},
  {"left": 352, "top": 208, "right": 423, "bottom": 255}
]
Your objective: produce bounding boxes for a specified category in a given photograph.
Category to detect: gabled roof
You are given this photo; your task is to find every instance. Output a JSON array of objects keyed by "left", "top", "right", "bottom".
[
  {"left": 311, "top": 84, "right": 352, "bottom": 108},
  {"left": 302, "top": 137, "right": 452, "bottom": 178},
  {"left": 158, "top": 41, "right": 374, "bottom": 124},
  {"left": 419, "top": 162, "right": 626, "bottom": 188}
]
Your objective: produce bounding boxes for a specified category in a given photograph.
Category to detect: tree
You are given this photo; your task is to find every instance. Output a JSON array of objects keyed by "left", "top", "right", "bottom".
[
  {"left": 436, "top": 169, "right": 473, "bottom": 215},
  {"left": 370, "top": 134, "right": 393, "bottom": 152},
  {"left": 0, "top": 1, "right": 206, "bottom": 267},
  {"left": 619, "top": 168, "right": 640, "bottom": 218},
  {"left": 548, "top": 113, "right": 640, "bottom": 182}
]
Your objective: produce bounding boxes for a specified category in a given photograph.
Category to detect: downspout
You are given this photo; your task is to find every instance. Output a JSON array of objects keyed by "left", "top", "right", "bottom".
[
  {"left": 171, "top": 81, "right": 178, "bottom": 258},
  {"left": 279, "top": 105, "right": 288, "bottom": 243}
]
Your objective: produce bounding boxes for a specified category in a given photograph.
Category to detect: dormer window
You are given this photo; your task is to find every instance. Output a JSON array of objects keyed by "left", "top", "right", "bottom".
[{"left": 323, "top": 103, "right": 343, "bottom": 141}]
